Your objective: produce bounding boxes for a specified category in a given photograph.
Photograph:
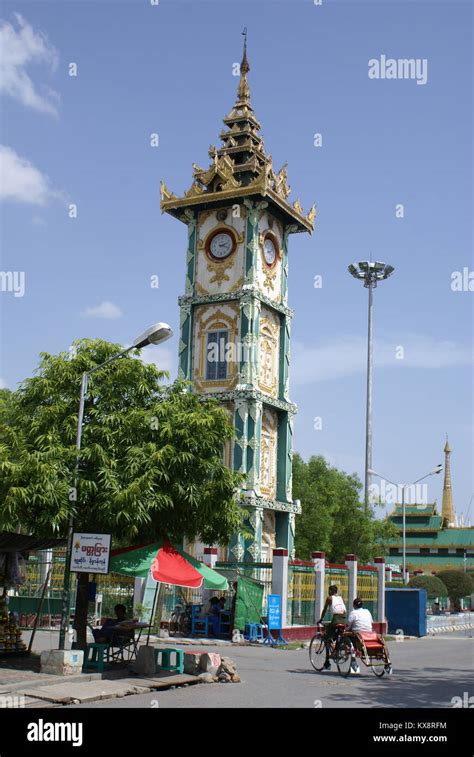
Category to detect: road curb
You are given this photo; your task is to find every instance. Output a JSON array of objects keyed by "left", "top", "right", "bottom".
[{"left": 0, "top": 672, "right": 102, "bottom": 695}]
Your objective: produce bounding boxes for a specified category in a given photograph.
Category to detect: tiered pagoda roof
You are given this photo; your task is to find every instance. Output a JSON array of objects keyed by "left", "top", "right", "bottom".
[
  {"left": 160, "top": 38, "right": 315, "bottom": 234},
  {"left": 390, "top": 503, "right": 443, "bottom": 532}
]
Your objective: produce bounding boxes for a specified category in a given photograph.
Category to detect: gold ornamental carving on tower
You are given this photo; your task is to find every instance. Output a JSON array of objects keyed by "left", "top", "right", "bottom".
[{"left": 159, "top": 39, "right": 316, "bottom": 235}]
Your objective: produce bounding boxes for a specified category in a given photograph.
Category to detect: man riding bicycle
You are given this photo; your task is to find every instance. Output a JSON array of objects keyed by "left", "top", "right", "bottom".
[{"left": 318, "top": 585, "right": 347, "bottom": 670}]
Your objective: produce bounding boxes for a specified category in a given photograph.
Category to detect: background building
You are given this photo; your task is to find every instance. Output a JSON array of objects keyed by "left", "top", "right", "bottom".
[{"left": 385, "top": 440, "right": 474, "bottom": 573}]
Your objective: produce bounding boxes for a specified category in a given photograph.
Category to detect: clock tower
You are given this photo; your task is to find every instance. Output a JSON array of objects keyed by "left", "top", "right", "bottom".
[{"left": 160, "top": 38, "right": 315, "bottom": 562}]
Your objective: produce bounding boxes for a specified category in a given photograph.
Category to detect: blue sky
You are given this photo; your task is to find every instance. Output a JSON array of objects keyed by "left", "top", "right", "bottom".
[{"left": 1, "top": 0, "right": 472, "bottom": 521}]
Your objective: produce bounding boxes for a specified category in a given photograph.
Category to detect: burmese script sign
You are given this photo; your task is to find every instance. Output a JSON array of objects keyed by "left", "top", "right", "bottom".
[{"left": 71, "top": 533, "right": 111, "bottom": 575}]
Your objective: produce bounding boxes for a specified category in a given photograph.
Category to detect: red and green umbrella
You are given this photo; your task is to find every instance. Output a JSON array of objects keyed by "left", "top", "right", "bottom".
[{"left": 109, "top": 540, "right": 228, "bottom": 590}]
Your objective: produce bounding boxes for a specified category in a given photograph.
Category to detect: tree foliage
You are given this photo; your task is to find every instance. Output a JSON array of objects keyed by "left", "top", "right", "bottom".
[
  {"left": 292, "top": 453, "right": 398, "bottom": 563},
  {"left": 436, "top": 571, "right": 473, "bottom": 601},
  {"left": 408, "top": 575, "right": 448, "bottom": 600},
  {"left": 0, "top": 339, "right": 244, "bottom": 545}
]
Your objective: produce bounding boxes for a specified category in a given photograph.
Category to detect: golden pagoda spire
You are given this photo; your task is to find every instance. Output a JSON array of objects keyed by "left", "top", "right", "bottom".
[
  {"left": 160, "top": 33, "right": 315, "bottom": 233},
  {"left": 236, "top": 27, "right": 251, "bottom": 105},
  {"left": 441, "top": 436, "right": 456, "bottom": 526}
]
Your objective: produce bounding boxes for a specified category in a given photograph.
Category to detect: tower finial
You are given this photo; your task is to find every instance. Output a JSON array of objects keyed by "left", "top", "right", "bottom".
[
  {"left": 241, "top": 27, "right": 249, "bottom": 72},
  {"left": 236, "top": 28, "right": 250, "bottom": 104}
]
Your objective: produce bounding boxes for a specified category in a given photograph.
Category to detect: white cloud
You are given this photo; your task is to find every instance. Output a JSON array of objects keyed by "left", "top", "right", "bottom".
[
  {"left": 0, "top": 378, "right": 8, "bottom": 389},
  {"left": 292, "top": 335, "right": 473, "bottom": 385},
  {"left": 139, "top": 344, "right": 176, "bottom": 378},
  {"left": 0, "top": 145, "right": 63, "bottom": 205},
  {"left": 82, "top": 302, "right": 123, "bottom": 320},
  {"left": 0, "top": 13, "right": 59, "bottom": 115}
]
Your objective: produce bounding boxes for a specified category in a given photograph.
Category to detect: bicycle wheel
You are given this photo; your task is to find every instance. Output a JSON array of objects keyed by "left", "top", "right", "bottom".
[
  {"left": 336, "top": 637, "right": 353, "bottom": 678},
  {"left": 371, "top": 663, "right": 386, "bottom": 677},
  {"left": 168, "top": 613, "right": 178, "bottom": 637},
  {"left": 309, "top": 634, "right": 327, "bottom": 671}
]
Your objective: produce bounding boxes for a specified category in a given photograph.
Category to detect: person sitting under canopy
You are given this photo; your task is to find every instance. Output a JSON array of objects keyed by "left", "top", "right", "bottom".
[{"left": 92, "top": 604, "right": 135, "bottom": 644}]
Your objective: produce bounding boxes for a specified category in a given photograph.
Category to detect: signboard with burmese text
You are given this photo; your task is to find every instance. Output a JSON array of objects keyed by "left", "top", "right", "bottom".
[{"left": 70, "top": 533, "right": 111, "bottom": 574}]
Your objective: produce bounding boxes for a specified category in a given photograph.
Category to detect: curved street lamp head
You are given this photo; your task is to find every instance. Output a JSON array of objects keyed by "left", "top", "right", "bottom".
[
  {"left": 132, "top": 322, "right": 173, "bottom": 349},
  {"left": 431, "top": 464, "right": 443, "bottom": 475}
]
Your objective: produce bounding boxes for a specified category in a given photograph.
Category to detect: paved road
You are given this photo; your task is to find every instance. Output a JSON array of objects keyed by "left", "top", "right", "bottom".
[{"left": 67, "top": 633, "right": 473, "bottom": 709}]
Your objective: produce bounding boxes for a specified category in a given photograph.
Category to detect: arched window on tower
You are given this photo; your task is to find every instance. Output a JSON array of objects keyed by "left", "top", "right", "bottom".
[{"left": 206, "top": 329, "right": 229, "bottom": 381}]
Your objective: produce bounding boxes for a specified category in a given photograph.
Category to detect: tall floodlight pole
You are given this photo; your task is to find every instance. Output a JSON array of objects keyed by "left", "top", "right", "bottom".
[
  {"left": 369, "top": 465, "right": 442, "bottom": 584},
  {"left": 58, "top": 322, "right": 173, "bottom": 650},
  {"left": 348, "top": 261, "right": 395, "bottom": 512}
]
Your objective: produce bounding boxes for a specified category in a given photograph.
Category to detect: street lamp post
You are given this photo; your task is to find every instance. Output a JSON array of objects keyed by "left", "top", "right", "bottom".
[
  {"left": 348, "top": 261, "right": 395, "bottom": 513},
  {"left": 369, "top": 465, "right": 443, "bottom": 584},
  {"left": 58, "top": 322, "right": 173, "bottom": 650}
]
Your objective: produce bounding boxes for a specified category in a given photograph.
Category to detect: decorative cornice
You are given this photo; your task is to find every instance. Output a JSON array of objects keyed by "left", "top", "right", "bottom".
[
  {"left": 161, "top": 180, "right": 315, "bottom": 234},
  {"left": 178, "top": 289, "right": 294, "bottom": 319},
  {"left": 240, "top": 495, "right": 302, "bottom": 514},
  {"left": 204, "top": 388, "right": 296, "bottom": 415}
]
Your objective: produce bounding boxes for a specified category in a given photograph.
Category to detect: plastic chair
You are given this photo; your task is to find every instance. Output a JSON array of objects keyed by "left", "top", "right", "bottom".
[
  {"left": 244, "top": 623, "right": 257, "bottom": 641},
  {"left": 83, "top": 643, "right": 109, "bottom": 673},
  {"left": 191, "top": 605, "right": 209, "bottom": 637},
  {"left": 218, "top": 611, "right": 231, "bottom": 635},
  {"left": 154, "top": 647, "right": 184, "bottom": 674},
  {"left": 244, "top": 623, "right": 264, "bottom": 642}
]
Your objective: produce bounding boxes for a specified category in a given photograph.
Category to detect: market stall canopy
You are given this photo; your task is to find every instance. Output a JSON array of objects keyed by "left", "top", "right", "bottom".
[
  {"left": 109, "top": 541, "right": 228, "bottom": 591},
  {"left": 0, "top": 532, "right": 67, "bottom": 554}
]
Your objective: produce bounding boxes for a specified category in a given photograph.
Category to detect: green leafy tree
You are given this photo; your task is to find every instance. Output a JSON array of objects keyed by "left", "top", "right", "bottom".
[
  {"left": 0, "top": 339, "right": 244, "bottom": 646},
  {"left": 0, "top": 389, "right": 16, "bottom": 439},
  {"left": 436, "top": 571, "right": 473, "bottom": 610},
  {"left": 408, "top": 575, "right": 448, "bottom": 600},
  {"left": 292, "top": 454, "right": 398, "bottom": 563}
]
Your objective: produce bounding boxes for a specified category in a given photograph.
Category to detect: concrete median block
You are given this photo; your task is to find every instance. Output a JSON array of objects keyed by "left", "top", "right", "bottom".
[
  {"left": 184, "top": 652, "right": 201, "bottom": 675},
  {"left": 200, "top": 652, "right": 221, "bottom": 676},
  {"left": 135, "top": 645, "right": 157, "bottom": 676},
  {"left": 40, "top": 650, "right": 84, "bottom": 676}
]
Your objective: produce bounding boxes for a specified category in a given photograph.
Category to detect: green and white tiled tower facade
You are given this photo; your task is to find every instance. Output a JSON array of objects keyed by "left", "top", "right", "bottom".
[{"left": 160, "top": 40, "right": 315, "bottom": 562}]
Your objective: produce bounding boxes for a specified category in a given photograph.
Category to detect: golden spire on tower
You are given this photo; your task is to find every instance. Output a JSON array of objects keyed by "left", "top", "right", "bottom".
[
  {"left": 160, "top": 31, "right": 315, "bottom": 233},
  {"left": 441, "top": 436, "right": 456, "bottom": 527},
  {"left": 236, "top": 27, "right": 251, "bottom": 105}
]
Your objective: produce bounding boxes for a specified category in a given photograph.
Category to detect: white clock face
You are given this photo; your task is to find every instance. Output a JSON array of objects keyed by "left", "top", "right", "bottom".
[
  {"left": 209, "top": 232, "right": 234, "bottom": 259},
  {"left": 263, "top": 237, "right": 277, "bottom": 266}
]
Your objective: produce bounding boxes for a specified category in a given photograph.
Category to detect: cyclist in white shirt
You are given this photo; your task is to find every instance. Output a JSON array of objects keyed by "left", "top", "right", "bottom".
[{"left": 318, "top": 585, "right": 347, "bottom": 670}]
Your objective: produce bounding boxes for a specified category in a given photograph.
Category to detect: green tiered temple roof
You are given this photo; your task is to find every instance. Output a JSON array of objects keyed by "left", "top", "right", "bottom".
[
  {"left": 385, "top": 500, "right": 474, "bottom": 573},
  {"left": 390, "top": 503, "right": 443, "bottom": 531}
]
